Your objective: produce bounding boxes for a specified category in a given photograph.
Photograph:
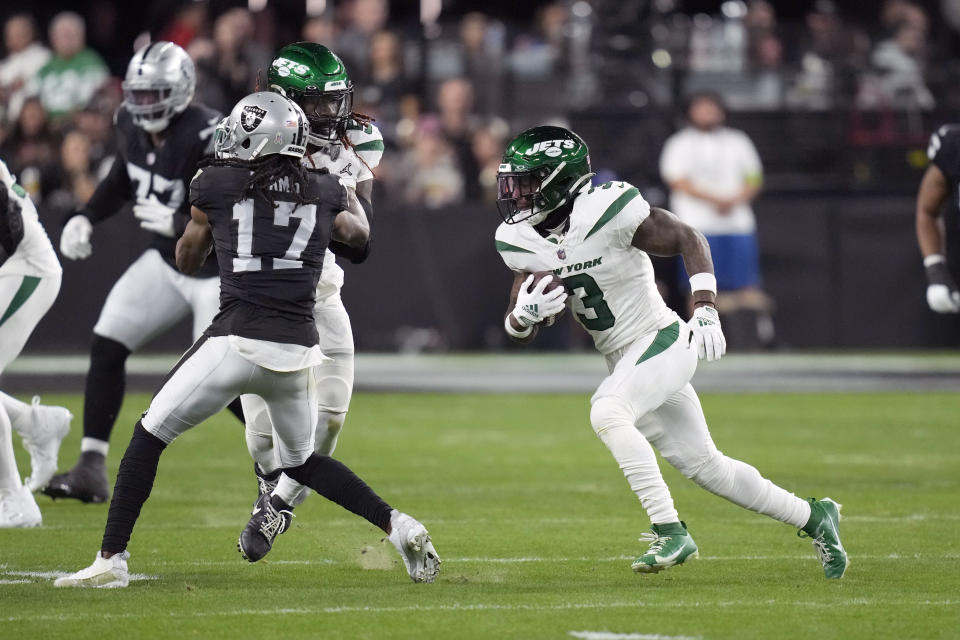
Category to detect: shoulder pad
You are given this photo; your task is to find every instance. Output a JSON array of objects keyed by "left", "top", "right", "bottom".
[
  {"left": 346, "top": 122, "right": 384, "bottom": 169},
  {"left": 574, "top": 181, "right": 648, "bottom": 240},
  {"left": 928, "top": 123, "right": 960, "bottom": 162}
]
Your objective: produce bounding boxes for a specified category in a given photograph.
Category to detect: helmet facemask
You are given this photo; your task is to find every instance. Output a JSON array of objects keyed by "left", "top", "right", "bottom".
[
  {"left": 123, "top": 82, "right": 178, "bottom": 133},
  {"left": 290, "top": 85, "right": 353, "bottom": 144},
  {"left": 497, "top": 160, "right": 587, "bottom": 226},
  {"left": 496, "top": 165, "right": 554, "bottom": 225}
]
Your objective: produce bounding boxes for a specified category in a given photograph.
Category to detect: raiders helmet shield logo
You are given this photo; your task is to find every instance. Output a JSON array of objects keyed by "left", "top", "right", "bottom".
[{"left": 240, "top": 105, "right": 267, "bottom": 133}]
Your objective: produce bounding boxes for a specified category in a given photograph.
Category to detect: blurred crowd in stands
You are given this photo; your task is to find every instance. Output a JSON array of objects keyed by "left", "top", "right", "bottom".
[{"left": 0, "top": 0, "right": 958, "bottom": 219}]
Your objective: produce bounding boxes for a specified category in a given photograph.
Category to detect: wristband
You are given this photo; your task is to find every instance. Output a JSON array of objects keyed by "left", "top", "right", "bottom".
[
  {"left": 504, "top": 313, "right": 533, "bottom": 339},
  {"left": 689, "top": 272, "right": 717, "bottom": 294},
  {"left": 924, "top": 254, "right": 946, "bottom": 267}
]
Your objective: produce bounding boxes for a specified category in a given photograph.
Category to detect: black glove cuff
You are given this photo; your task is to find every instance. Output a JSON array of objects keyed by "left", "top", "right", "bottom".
[{"left": 925, "top": 261, "right": 957, "bottom": 289}]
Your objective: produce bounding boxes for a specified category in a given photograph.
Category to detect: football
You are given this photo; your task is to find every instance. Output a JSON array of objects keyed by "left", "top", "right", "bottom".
[
  {"left": 529, "top": 271, "right": 567, "bottom": 326},
  {"left": 529, "top": 270, "right": 565, "bottom": 293}
]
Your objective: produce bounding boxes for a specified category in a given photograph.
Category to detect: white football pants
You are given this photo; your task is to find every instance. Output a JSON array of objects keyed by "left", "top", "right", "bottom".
[
  {"left": 590, "top": 320, "right": 810, "bottom": 529},
  {"left": 94, "top": 249, "right": 220, "bottom": 350}
]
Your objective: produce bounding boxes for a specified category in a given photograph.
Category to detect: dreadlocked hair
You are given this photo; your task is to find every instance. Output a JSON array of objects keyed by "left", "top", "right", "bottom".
[
  {"left": 211, "top": 156, "right": 327, "bottom": 208},
  {"left": 337, "top": 110, "right": 377, "bottom": 173}
]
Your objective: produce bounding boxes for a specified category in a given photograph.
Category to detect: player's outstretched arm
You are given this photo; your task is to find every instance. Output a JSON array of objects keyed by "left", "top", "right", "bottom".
[
  {"left": 176, "top": 206, "right": 213, "bottom": 275},
  {"left": 915, "top": 164, "right": 960, "bottom": 312},
  {"left": 332, "top": 186, "right": 370, "bottom": 249},
  {"left": 633, "top": 207, "right": 726, "bottom": 361}
]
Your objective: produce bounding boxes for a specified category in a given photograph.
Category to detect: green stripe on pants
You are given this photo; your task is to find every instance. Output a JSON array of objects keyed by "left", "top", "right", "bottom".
[
  {"left": 0, "top": 275, "right": 42, "bottom": 327},
  {"left": 635, "top": 321, "right": 680, "bottom": 365}
]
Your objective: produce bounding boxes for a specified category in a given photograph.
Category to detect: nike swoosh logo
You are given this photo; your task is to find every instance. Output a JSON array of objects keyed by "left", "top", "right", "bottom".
[
  {"left": 252, "top": 507, "right": 261, "bottom": 515},
  {"left": 654, "top": 547, "right": 684, "bottom": 563}
]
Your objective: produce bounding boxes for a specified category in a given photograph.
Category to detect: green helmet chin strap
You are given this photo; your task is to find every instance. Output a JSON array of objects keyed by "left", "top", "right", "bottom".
[
  {"left": 496, "top": 126, "right": 593, "bottom": 225},
  {"left": 267, "top": 42, "right": 354, "bottom": 144}
]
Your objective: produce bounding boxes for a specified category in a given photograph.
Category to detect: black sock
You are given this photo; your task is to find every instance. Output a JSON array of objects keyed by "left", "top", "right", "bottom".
[
  {"left": 226, "top": 397, "right": 245, "bottom": 423},
  {"left": 284, "top": 454, "right": 393, "bottom": 532},
  {"left": 83, "top": 335, "right": 130, "bottom": 443},
  {"left": 101, "top": 422, "right": 167, "bottom": 554}
]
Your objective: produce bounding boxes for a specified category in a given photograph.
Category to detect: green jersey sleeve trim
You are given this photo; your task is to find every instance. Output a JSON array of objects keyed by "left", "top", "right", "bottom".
[
  {"left": 353, "top": 139, "right": 384, "bottom": 152},
  {"left": 495, "top": 240, "right": 536, "bottom": 254},
  {"left": 585, "top": 187, "right": 640, "bottom": 240}
]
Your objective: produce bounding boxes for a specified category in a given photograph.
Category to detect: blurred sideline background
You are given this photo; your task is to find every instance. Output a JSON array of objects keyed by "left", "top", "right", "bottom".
[{"left": 1, "top": 0, "right": 959, "bottom": 392}]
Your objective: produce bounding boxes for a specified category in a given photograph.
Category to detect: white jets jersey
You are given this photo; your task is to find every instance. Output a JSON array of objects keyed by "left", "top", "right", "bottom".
[
  {"left": 301, "top": 119, "right": 383, "bottom": 301},
  {"left": 0, "top": 162, "right": 61, "bottom": 279},
  {"left": 496, "top": 181, "right": 677, "bottom": 355}
]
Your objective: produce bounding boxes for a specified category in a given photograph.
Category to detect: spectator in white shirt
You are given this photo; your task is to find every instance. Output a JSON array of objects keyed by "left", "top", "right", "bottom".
[
  {"left": 0, "top": 14, "right": 51, "bottom": 123},
  {"left": 660, "top": 92, "right": 774, "bottom": 346}
]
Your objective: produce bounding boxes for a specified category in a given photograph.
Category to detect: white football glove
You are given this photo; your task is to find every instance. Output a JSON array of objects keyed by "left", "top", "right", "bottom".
[
  {"left": 511, "top": 274, "right": 568, "bottom": 327},
  {"left": 926, "top": 284, "right": 960, "bottom": 313},
  {"left": 133, "top": 196, "right": 177, "bottom": 237},
  {"left": 689, "top": 305, "right": 727, "bottom": 362},
  {"left": 60, "top": 214, "right": 93, "bottom": 260}
]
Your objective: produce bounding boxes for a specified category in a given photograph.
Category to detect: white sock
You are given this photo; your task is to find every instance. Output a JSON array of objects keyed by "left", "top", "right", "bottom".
[
  {"left": 0, "top": 392, "right": 31, "bottom": 432},
  {"left": 272, "top": 473, "right": 305, "bottom": 506},
  {"left": 81, "top": 437, "right": 109, "bottom": 457},
  {"left": 0, "top": 404, "right": 23, "bottom": 491},
  {"left": 691, "top": 453, "right": 811, "bottom": 528},
  {"left": 592, "top": 418, "right": 678, "bottom": 525}
]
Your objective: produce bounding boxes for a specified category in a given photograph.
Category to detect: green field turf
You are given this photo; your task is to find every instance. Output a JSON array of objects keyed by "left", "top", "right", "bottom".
[{"left": 2, "top": 391, "right": 958, "bottom": 639}]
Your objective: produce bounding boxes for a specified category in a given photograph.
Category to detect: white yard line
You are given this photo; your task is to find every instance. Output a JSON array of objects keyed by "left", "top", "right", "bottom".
[
  {"left": 3, "top": 599, "right": 958, "bottom": 624},
  {"left": 5, "top": 551, "right": 953, "bottom": 573},
  {"left": 569, "top": 632, "right": 701, "bottom": 640},
  {"left": 32, "top": 512, "right": 960, "bottom": 533},
  {"left": 0, "top": 568, "right": 156, "bottom": 581}
]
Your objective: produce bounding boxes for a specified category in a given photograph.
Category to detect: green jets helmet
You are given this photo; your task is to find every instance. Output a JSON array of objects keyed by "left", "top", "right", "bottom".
[
  {"left": 267, "top": 42, "right": 353, "bottom": 144},
  {"left": 496, "top": 126, "right": 593, "bottom": 225}
]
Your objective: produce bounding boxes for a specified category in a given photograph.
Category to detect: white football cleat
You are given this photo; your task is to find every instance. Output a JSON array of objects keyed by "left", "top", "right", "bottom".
[
  {"left": 0, "top": 485, "right": 42, "bottom": 528},
  {"left": 54, "top": 551, "right": 130, "bottom": 588},
  {"left": 387, "top": 509, "right": 440, "bottom": 583},
  {"left": 18, "top": 396, "right": 72, "bottom": 492}
]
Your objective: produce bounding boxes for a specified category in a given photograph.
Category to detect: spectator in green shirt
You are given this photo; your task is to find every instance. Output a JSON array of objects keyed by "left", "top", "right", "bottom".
[{"left": 32, "top": 12, "right": 108, "bottom": 121}]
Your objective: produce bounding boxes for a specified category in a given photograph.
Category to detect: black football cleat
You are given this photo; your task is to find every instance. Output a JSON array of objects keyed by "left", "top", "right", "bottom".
[
  {"left": 238, "top": 493, "right": 294, "bottom": 562},
  {"left": 42, "top": 452, "right": 110, "bottom": 504}
]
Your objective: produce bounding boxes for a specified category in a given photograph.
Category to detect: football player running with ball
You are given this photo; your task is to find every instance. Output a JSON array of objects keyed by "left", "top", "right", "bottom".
[
  {"left": 494, "top": 126, "right": 847, "bottom": 579},
  {"left": 46, "top": 42, "right": 235, "bottom": 504},
  {"left": 240, "top": 44, "right": 383, "bottom": 525},
  {"left": 54, "top": 93, "right": 439, "bottom": 588}
]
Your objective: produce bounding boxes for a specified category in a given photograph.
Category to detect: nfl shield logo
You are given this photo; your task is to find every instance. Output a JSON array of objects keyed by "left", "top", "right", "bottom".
[
  {"left": 557, "top": 248, "right": 566, "bottom": 260},
  {"left": 240, "top": 105, "right": 267, "bottom": 133}
]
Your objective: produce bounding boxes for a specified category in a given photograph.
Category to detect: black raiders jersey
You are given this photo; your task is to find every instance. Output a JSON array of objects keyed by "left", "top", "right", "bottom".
[
  {"left": 927, "top": 124, "right": 960, "bottom": 273},
  {"left": 190, "top": 165, "right": 347, "bottom": 347},
  {"left": 80, "top": 103, "right": 222, "bottom": 278}
]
